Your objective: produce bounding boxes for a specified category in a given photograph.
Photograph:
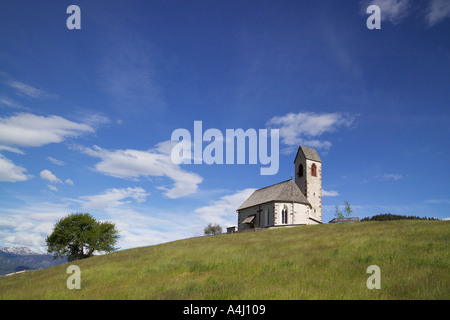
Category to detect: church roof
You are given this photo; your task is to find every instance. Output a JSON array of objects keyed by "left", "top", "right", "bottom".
[
  {"left": 237, "top": 179, "right": 311, "bottom": 211},
  {"left": 294, "top": 145, "right": 321, "bottom": 163}
]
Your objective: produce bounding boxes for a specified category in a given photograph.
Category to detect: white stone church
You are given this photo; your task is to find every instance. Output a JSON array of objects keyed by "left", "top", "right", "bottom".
[{"left": 235, "top": 145, "right": 322, "bottom": 231}]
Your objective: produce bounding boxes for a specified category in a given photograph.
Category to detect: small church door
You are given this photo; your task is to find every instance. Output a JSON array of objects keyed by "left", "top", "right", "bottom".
[
  {"left": 264, "top": 207, "right": 269, "bottom": 227},
  {"left": 257, "top": 206, "right": 263, "bottom": 228}
]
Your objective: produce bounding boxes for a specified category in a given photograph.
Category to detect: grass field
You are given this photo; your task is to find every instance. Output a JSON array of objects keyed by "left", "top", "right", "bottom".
[{"left": 0, "top": 220, "right": 449, "bottom": 299}]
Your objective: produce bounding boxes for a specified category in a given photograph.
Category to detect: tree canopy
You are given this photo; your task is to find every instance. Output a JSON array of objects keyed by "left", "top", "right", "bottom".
[
  {"left": 361, "top": 213, "right": 439, "bottom": 221},
  {"left": 46, "top": 213, "right": 119, "bottom": 262},
  {"left": 204, "top": 223, "right": 222, "bottom": 235},
  {"left": 335, "top": 200, "right": 353, "bottom": 219}
]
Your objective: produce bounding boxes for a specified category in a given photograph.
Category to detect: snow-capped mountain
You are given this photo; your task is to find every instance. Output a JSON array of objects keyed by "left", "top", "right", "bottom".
[
  {"left": 0, "top": 246, "right": 39, "bottom": 255},
  {"left": 0, "top": 246, "right": 67, "bottom": 276}
]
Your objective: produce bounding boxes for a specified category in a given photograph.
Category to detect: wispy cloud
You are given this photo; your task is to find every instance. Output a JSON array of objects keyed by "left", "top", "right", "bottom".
[
  {"left": 0, "top": 145, "right": 24, "bottom": 154},
  {"left": 360, "top": 0, "right": 450, "bottom": 27},
  {"left": 425, "top": 0, "right": 450, "bottom": 26},
  {"left": 47, "top": 157, "right": 65, "bottom": 166},
  {"left": 376, "top": 173, "right": 403, "bottom": 181},
  {"left": 323, "top": 189, "right": 340, "bottom": 197},
  {"left": 423, "top": 198, "right": 450, "bottom": 205},
  {"left": 361, "top": 0, "right": 412, "bottom": 24},
  {"left": 95, "top": 28, "right": 166, "bottom": 114},
  {"left": 6, "top": 80, "right": 58, "bottom": 100},
  {"left": 0, "top": 96, "right": 24, "bottom": 109}
]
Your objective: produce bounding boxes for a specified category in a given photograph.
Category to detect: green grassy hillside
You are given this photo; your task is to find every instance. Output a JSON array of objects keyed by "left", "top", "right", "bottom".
[{"left": 0, "top": 220, "right": 449, "bottom": 299}]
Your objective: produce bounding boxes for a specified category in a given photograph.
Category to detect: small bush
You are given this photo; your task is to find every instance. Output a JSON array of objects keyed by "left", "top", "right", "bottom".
[{"left": 204, "top": 223, "right": 222, "bottom": 235}]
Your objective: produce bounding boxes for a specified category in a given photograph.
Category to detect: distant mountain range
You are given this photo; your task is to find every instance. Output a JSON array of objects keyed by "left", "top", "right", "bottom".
[
  {"left": 0, "top": 246, "right": 38, "bottom": 255},
  {"left": 0, "top": 246, "right": 67, "bottom": 276}
]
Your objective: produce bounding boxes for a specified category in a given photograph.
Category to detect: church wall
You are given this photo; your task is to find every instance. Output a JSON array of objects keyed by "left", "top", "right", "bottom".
[
  {"left": 238, "top": 201, "right": 319, "bottom": 230},
  {"left": 237, "top": 202, "right": 274, "bottom": 230},
  {"left": 273, "top": 202, "right": 312, "bottom": 226},
  {"left": 237, "top": 207, "right": 252, "bottom": 231}
]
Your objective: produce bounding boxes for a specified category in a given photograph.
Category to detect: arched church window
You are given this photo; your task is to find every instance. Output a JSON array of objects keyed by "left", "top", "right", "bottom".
[
  {"left": 311, "top": 163, "right": 317, "bottom": 177},
  {"left": 282, "top": 205, "right": 288, "bottom": 224},
  {"left": 298, "top": 164, "right": 304, "bottom": 177}
]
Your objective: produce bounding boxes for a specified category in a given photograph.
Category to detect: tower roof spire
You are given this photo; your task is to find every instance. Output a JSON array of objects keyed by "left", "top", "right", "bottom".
[{"left": 294, "top": 145, "right": 321, "bottom": 163}]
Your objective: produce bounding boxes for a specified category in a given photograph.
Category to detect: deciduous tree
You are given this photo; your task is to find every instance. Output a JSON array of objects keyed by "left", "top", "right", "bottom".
[{"left": 46, "top": 213, "right": 119, "bottom": 261}]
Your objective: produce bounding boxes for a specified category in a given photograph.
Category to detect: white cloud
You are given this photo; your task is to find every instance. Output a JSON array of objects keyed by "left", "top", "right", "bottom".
[
  {"left": 0, "top": 145, "right": 24, "bottom": 154},
  {"left": 425, "top": 0, "right": 450, "bottom": 26},
  {"left": 377, "top": 173, "right": 403, "bottom": 181},
  {"left": 0, "top": 154, "right": 29, "bottom": 182},
  {"left": 32, "top": 222, "right": 55, "bottom": 235},
  {"left": 82, "top": 144, "right": 203, "bottom": 199},
  {"left": 80, "top": 187, "right": 150, "bottom": 210},
  {"left": 0, "top": 113, "right": 95, "bottom": 147},
  {"left": 12, "top": 221, "right": 34, "bottom": 232},
  {"left": 0, "top": 113, "right": 104, "bottom": 183},
  {"left": 194, "top": 188, "right": 256, "bottom": 228},
  {"left": 65, "top": 178, "right": 74, "bottom": 186},
  {"left": 323, "top": 189, "right": 340, "bottom": 197},
  {"left": 267, "top": 111, "right": 356, "bottom": 151},
  {"left": 3, "top": 233, "right": 45, "bottom": 249},
  {"left": 0, "top": 205, "right": 70, "bottom": 252},
  {"left": 47, "top": 157, "right": 65, "bottom": 166},
  {"left": 40, "top": 170, "right": 62, "bottom": 183},
  {"left": 47, "top": 185, "right": 58, "bottom": 192}
]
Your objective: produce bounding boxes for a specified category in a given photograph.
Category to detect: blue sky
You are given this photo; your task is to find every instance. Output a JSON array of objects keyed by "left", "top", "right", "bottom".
[{"left": 1, "top": 0, "right": 449, "bottom": 252}]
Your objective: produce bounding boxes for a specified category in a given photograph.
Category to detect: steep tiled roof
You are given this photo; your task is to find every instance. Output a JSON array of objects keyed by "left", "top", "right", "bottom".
[{"left": 237, "top": 179, "right": 310, "bottom": 210}]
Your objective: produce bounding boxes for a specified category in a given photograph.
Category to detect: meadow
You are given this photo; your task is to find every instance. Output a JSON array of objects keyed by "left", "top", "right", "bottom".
[{"left": 0, "top": 220, "right": 448, "bottom": 299}]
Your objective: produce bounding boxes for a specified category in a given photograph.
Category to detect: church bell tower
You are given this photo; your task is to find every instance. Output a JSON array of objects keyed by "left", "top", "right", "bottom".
[{"left": 294, "top": 146, "right": 322, "bottom": 222}]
